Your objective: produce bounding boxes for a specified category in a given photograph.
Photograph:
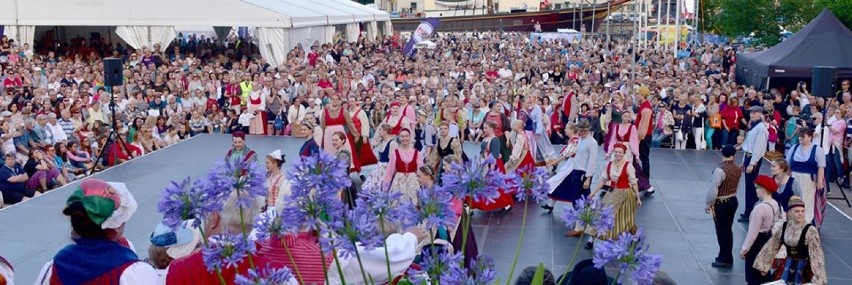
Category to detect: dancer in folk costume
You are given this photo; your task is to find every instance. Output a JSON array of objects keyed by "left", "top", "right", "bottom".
[
  {"left": 383, "top": 101, "right": 414, "bottom": 137},
  {"left": 247, "top": 84, "right": 267, "bottom": 135},
  {"left": 364, "top": 124, "right": 397, "bottom": 191},
  {"left": 588, "top": 143, "right": 641, "bottom": 248},
  {"left": 531, "top": 97, "right": 559, "bottom": 165},
  {"left": 739, "top": 175, "right": 782, "bottom": 285},
  {"left": 785, "top": 128, "right": 827, "bottom": 229},
  {"left": 546, "top": 120, "right": 598, "bottom": 219},
  {"left": 383, "top": 128, "right": 423, "bottom": 204},
  {"left": 320, "top": 95, "right": 360, "bottom": 170},
  {"left": 435, "top": 102, "right": 464, "bottom": 138},
  {"left": 298, "top": 121, "right": 321, "bottom": 160},
  {"left": 754, "top": 196, "right": 827, "bottom": 285},
  {"left": 515, "top": 98, "right": 538, "bottom": 164},
  {"left": 605, "top": 111, "right": 653, "bottom": 193},
  {"left": 482, "top": 101, "right": 512, "bottom": 163},
  {"left": 225, "top": 131, "right": 257, "bottom": 164},
  {"left": 347, "top": 96, "right": 378, "bottom": 171},
  {"left": 602, "top": 95, "right": 627, "bottom": 154},
  {"left": 506, "top": 119, "right": 536, "bottom": 173},
  {"left": 330, "top": 131, "right": 362, "bottom": 208},
  {"left": 429, "top": 121, "right": 464, "bottom": 185},
  {"left": 541, "top": 122, "right": 580, "bottom": 212},
  {"left": 468, "top": 121, "right": 516, "bottom": 212}
]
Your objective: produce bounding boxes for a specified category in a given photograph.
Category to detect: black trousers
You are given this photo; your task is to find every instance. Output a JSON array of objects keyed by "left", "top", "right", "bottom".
[
  {"left": 713, "top": 197, "right": 738, "bottom": 264},
  {"left": 639, "top": 136, "right": 652, "bottom": 179},
  {"left": 742, "top": 156, "right": 762, "bottom": 217},
  {"left": 746, "top": 232, "right": 773, "bottom": 285}
]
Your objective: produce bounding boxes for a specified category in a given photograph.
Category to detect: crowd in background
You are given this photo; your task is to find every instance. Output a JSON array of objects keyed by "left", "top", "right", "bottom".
[{"left": 1, "top": 29, "right": 850, "bottom": 208}]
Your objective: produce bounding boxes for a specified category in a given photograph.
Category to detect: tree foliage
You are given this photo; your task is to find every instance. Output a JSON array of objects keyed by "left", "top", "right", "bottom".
[{"left": 703, "top": 0, "right": 852, "bottom": 46}]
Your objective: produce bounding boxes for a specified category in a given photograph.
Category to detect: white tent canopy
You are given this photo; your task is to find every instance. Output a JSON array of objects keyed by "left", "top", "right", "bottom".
[{"left": 1, "top": 0, "right": 390, "bottom": 65}]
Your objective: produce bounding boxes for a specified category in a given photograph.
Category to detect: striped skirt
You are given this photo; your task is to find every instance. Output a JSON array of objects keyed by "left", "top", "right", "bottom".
[{"left": 598, "top": 189, "right": 638, "bottom": 240}]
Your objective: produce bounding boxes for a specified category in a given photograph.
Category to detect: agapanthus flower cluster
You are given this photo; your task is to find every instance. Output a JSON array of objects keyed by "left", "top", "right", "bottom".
[
  {"left": 412, "top": 186, "right": 459, "bottom": 230},
  {"left": 158, "top": 177, "right": 230, "bottom": 230},
  {"left": 593, "top": 229, "right": 663, "bottom": 285},
  {"left": 234, "top": 264, "right": 295, "bottom": 285},
  {"left": 441, "top": 156, "right": 509, "bottom": 204},
  {"left": 253, "top": 210, "right": 285, "bottom": 241},
  {"left": 357, "top": 186, "right": 416, "bottom": 230},
  {"left": 463, "top": 256, "right": 496, "bottom": 285},
  {"left": 408, "top": 249, "right": 466, "bottom": 285},
  {"left": 560, "top": 196, "right": 615, "bottom": 235},
  {"left": 508, "top": 165, "right": 550, "bottom": 203},
  {"left": 280, "top": 152, "right": 349, "bottom": 233},
  {"left": 206, "top": 159, "right": 267, "bottom": 209},
  {"left": 327, "top": 205, "right": 384, "bottom": 259},
  {"left": 201, "top": 233, "right": 257, "bottom": 272}
]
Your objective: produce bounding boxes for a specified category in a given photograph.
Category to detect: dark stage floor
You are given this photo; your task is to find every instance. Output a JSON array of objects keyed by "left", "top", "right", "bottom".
[{"left": 2, "top": 134, "right": 851, "bottom": 284}]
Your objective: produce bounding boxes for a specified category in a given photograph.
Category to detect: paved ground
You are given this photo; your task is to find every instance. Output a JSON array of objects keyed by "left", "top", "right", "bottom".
[{"left": 2, "top": 134, "right": 851, "bottom": 284}]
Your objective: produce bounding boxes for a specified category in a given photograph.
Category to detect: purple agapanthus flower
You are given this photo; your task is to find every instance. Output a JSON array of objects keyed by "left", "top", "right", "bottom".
[
  {"left": 328, "top": 206, "right": 384, "bottom": 259},
  {"left": 408, "top": 249, "right": 466, "bottom": 285},
  {"left": 279, "top": 152, "right": 349, "bottom": 234},
  {"left": 357, "top": 186, "right": 417, "bottom": 230},
  {"left": 414, "top": 186, "right": 458, "bottom": 230},
  {"left": 507, "top": 165, "right": 550, "bottom": 203},
  {"left": 593, "top": 229, "right": 663, "bottom": 285},
  {"left": 234, "top": 264, "right": 294, "bottom": 285},
  {"left": 441, "top": 156, "right": 508, "bottom": 204},
  {"left": 206, "top": 159, "right": 267, "bottom": 209},
  {"left": 560, "top": 196, "right": 615, "bottom": 235},
  {"left": 201, "top": 233, "right": 257, "bottom": 272},
  {"left": 253, "top": 210, "right": 285, "bottom": 241},
  {"left": 158, "top": 177, "right": 229, "bottom": 230},
  {"left": 463, "top": 256, "right": 496, "bottom": 285}
]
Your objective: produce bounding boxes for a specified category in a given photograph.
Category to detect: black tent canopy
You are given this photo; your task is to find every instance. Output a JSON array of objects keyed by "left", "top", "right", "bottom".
[{"left": 736, "top": 9, "right": 852, "bottom": 89}]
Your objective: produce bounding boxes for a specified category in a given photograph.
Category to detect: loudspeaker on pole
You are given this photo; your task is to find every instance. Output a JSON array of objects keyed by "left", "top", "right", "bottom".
[
  {"left": 812, "top": 66, "right": 836, "bottom": 98},
  {"left": 103, "top": 58, "right": 124, "bottom": 86}
]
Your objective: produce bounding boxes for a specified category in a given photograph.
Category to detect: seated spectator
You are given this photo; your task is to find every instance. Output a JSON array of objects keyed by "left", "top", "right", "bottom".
[
  {"left": 66, "top": 141, "right": 95, "bottom": 171},
  {"left": 24, "top": 148, "right": 67, "bottom": 192},
  {"left": 0, "top": 152, "right": 37, "bottom": 206}
]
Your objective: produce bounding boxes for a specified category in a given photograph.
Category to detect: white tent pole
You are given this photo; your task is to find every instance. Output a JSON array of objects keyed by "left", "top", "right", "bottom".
[{"left": 674, "top": 0, "right": 680, "bottom": 58}]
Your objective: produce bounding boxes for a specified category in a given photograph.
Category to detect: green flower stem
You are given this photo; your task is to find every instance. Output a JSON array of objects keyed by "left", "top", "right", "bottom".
[
  {"left": 279, "top": 237, "right": 307, "bottom": 285},
  {"left": 238, "top": 205, "right": 256, "bottom": 270},
  {"left": 555, "top": 225, "right": 588, "bottom": 285},
  {"left": 318, "top": 241, "right": 331, "bottom": 285},
  {"left": 459, "top": 201, "right": 471, "bottom": 269},
  {"left": 197, "top": 226, "right": 228, "bottom": 285},
  {"left": 504, "top": 199, "right": 529, "bottom": 285},
  {"left": 332, "top": 247, "right": 348, "bottom": 285},
  {"left": 353, "top": 242, "right": 371, "bottom": 285},
  {"left": 610, "top": 272, "right": 621, "bottom": 285},
  {"left": 379, "top": 216, "right": 394, "bottom": 282}
]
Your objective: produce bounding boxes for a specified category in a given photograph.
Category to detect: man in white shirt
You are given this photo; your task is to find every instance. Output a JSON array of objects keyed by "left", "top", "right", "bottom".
[
  {"left": 498, "top": 61, "right": 513, "bottom": 80},
  {"left": 739, "top": 106, "right": 769, "bottom": 222},
  {"left": 46, "top": 113, "right": 68, "bottom": 144}
]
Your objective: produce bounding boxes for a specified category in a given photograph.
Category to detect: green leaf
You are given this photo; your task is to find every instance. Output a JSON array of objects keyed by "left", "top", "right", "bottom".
[{"left": 531, "top": 263, "right": 546, "bottom": 285}]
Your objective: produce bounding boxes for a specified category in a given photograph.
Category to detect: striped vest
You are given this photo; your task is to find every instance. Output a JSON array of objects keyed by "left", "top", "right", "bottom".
[{"left": 718, "top": 161, "right": 742, "bottom": 197}]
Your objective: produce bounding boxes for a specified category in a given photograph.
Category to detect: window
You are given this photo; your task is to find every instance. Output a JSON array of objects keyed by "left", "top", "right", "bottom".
[{"left": 410, "top": 2, "right": 417, "bottom": 10}]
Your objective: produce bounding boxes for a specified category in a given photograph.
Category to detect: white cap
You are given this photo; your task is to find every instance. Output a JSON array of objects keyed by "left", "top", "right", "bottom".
[
  {"left": 101, "top": 182, "right": 137, "bottom": 230},
  {"left": 267, "top": 149, "right": 283, "bottom": 161}
]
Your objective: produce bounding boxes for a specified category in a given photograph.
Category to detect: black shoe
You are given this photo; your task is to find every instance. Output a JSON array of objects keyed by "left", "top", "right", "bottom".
[
  {"left": 643, "top": 189, "right": 656, "bottom": 197},
  {"left": 737, "top": 217, "right": 749, "bottom": 223},
  {"left": 711, "top": 261, "right": 733, "bottom": 268},
  {"left": 584, "top": 241, "right": 594, "bottom": 250},
  {"left": 541, "top": 205, "right": 554, "bottom": 213}
]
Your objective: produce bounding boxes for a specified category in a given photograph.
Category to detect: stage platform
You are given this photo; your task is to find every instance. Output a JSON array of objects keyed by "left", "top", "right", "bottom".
[{"left": 2, "top": 134, "right": 852, "bottom": 284}]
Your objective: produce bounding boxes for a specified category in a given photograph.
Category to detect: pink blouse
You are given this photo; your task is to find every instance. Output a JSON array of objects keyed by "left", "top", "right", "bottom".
[
  {"left": 383, "top": 147, "right": 424, "bottom": 183},
  {"left": 607, "top": 123, "right": 640, "bottom": 159}
]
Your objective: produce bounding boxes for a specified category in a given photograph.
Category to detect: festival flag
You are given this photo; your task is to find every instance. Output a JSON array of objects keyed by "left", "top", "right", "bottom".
[{"left": 402, "top": 18, "right": 440, "bottom": 58}]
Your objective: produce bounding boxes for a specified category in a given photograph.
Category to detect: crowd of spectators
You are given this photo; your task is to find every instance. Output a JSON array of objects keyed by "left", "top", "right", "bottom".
[{"left": 1, "top": 29, "right": 850, "bottom": 208}]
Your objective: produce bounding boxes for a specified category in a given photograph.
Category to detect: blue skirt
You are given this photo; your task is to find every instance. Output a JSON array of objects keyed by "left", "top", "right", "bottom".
[{"left": 549, "top": 170, "right": 588, "bottom": 202}]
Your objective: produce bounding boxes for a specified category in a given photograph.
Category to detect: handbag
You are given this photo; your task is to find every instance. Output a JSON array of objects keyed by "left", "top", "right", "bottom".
[
  {"left": 273, "top": 114, "right": 284, "bottom": 130},
  {"left": 675, "top": 128, "right": 684, "bottom": 141},
  {"left": 709, "top": 114, "right": 722, "bottom": 129}
]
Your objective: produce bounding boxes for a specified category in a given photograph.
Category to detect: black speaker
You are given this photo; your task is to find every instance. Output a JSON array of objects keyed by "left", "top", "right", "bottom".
[
  {"left": 812, "top": 66, "right": 836, "bottom": 98},
  {"left": 103, "top": 58, "right": 124, "bottom": 86}
]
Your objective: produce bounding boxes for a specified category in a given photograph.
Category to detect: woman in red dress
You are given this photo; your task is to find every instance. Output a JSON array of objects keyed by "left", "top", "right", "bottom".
[
  {"left": 347, "top": 96, "right": 377, "bottom": 171},
  {"left": 468, "top": 121, "right": 515, "bottom": 211},
  {"left": 383, "top": 101, "right": 413, "bottom": 137},
  {"left": 320, "top": 95, "right": 358, "bottom": 169}
]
